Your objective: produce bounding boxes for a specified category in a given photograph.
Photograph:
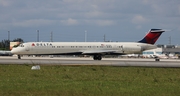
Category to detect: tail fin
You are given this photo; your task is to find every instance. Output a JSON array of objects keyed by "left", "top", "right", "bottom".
[{"left": 138, "top": 29, "right": 165, "bottom": 44}]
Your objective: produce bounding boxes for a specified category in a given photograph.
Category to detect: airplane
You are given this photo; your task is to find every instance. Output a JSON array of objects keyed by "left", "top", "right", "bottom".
[
  {"left": 152, "top": 50, "right": 168, "bottom": 59},
  {"left": 168, "top": 54, "right": 178, "bottom": 59},
  {"left": 11, "top": 29, "right": 165, "bottom": 60}
]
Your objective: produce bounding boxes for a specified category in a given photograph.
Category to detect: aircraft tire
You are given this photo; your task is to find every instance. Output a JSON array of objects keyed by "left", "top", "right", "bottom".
[
  {"left": 97, "top": 56, "right": 102, "bottom": 60},
  {"left": 93, "top": 55, "right": 98, "bottom": 60},
  {"left": 18, "top": 55, "right": 21, "bottom": 59},
  {"left": 93, "top": 55, "right": 102, "bottom": 60}
]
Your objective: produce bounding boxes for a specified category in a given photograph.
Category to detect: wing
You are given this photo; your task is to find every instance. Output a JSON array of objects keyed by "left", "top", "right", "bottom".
[{"left": 81, "top": 50, "right": 119, "bottom": 55}]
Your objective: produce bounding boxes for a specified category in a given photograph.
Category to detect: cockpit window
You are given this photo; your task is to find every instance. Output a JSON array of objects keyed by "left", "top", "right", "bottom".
[
  {"left": 19, "top": 44, "right": 24, "bottom": 47},
  {"left": 13, "top": 44, "right": 19, "bottom": 48},
  {"left": 13, "top": 44, "right": 24, "bottom": 48}
]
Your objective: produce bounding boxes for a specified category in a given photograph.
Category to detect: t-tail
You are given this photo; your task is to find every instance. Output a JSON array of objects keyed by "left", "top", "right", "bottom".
[{"left": 138, "top": 29, "right": 165, "bottom": 44}]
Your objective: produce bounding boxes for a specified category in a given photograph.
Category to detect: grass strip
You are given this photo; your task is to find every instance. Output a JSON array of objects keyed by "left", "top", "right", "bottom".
[{"left": 0, "top": 65, "right": 180, "bottom": 96}]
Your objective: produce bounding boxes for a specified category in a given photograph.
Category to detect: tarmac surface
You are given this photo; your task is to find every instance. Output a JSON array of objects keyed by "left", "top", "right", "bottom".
[{"left": 0, "top": 56, "right": 180, "bottom": 67}]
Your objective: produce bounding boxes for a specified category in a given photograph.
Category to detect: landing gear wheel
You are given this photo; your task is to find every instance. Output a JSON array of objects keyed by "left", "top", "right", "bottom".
[
  {"left": 18, "top": 55, "right": 21, "bottom": 59},
  {"left": 155, "top": 58, "right": 160, "bottom": 61},
  {"left": 155, "top": 57, "right": 160, "bottom": 61},
  {"left": 93, "top": 55, "right": 102, "bottom": 60},
  {"left": 97, "top": 56, "right": 102, "bottom": 60},
  {"left": 93, "top": 56, "right": 97, "bottom": 60}
]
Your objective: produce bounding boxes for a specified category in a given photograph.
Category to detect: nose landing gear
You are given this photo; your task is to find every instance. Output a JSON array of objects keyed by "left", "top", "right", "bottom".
[{"left": 18, "top": 55, "right": 21, "bottom": 59}]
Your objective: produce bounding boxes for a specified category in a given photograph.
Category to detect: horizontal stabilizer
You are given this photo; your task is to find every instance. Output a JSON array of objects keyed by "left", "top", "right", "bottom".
[{"left": 150, "top": 29, "right": 165, "bottom": 32}]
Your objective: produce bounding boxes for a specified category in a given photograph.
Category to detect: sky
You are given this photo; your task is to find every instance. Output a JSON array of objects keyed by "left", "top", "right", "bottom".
[{"left": 0, "top": 0, "right": 180, "bottom": 45}]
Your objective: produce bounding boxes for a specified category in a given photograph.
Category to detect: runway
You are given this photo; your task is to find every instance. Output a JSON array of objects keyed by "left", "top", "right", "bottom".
[{"left": 1, "top": 56, "right": 180, "bottom": 67}]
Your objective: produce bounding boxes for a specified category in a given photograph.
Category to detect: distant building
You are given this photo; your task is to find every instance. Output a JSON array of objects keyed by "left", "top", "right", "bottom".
[{"left": 157, "top": 44, "right": 180, "bottom": 54}]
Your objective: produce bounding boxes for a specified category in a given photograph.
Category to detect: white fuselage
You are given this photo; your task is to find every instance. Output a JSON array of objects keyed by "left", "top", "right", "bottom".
[{"left": 11, "top": 42, "right": 157, "bottom": 55}]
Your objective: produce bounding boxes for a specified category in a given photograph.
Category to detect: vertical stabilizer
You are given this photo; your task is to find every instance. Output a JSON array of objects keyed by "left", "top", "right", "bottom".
[{"left": 138, "top": 29, "right": 165, "bottom": 44}]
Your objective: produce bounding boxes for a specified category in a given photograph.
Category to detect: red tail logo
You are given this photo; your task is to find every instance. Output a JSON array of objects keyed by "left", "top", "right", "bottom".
[{"left": 138, "top": 29, "right": 165, "bottom": 44}]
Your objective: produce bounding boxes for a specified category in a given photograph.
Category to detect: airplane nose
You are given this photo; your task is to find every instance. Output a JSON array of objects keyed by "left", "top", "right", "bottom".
[
  {"left": 11, "top": 48, "right": 18, "bottom": 54},
  {"left": 11, "top": 49, "right": 15, "bottom": 54}
]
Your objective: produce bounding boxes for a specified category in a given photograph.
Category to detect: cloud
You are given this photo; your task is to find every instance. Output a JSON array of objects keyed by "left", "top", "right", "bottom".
[
  {"left": 13, "top": 19, "right": 55, "bottom": 27},
  {"left": 132, "top": 15, "right": 148, "bottom": 24},
  {"left": 0, "top": 0, "right": 11, "bottom": 7},
  {"left": 136, "top": 25, "right": 142, "bottom": 29},
  {"left": 96, "top": 20, "right": 115, "bottom": 26},
  {"left": 142, "top": 0, "right": 148, "bottom": 4},
  {"left": 0, "top": 0, "right": 180, "bottom": 44},
  {"left": 178, "top": 5, "right": 180, "bottom": 15},
  {"left": 85, "top": 10, "right": 103, "bottom": 18},
  {"left": 61, "top": 18, "right": 78, "bottom": 25},
  {"left": 85, "top": 19, "right": 115, "bottom": 26}
]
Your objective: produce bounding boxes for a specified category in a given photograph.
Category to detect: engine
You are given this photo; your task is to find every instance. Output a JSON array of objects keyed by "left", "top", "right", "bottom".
[{"left": 122, "top": 45, "right": 142, "bottom": 54}]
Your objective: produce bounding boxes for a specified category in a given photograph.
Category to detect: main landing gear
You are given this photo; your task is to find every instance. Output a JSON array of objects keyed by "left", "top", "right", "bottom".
[
  {"left": 154, "top": 56, "right": 160, "bottom": 61},
  {"left": 93, "top": 55, "right": 102, "bottom": 60}
]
